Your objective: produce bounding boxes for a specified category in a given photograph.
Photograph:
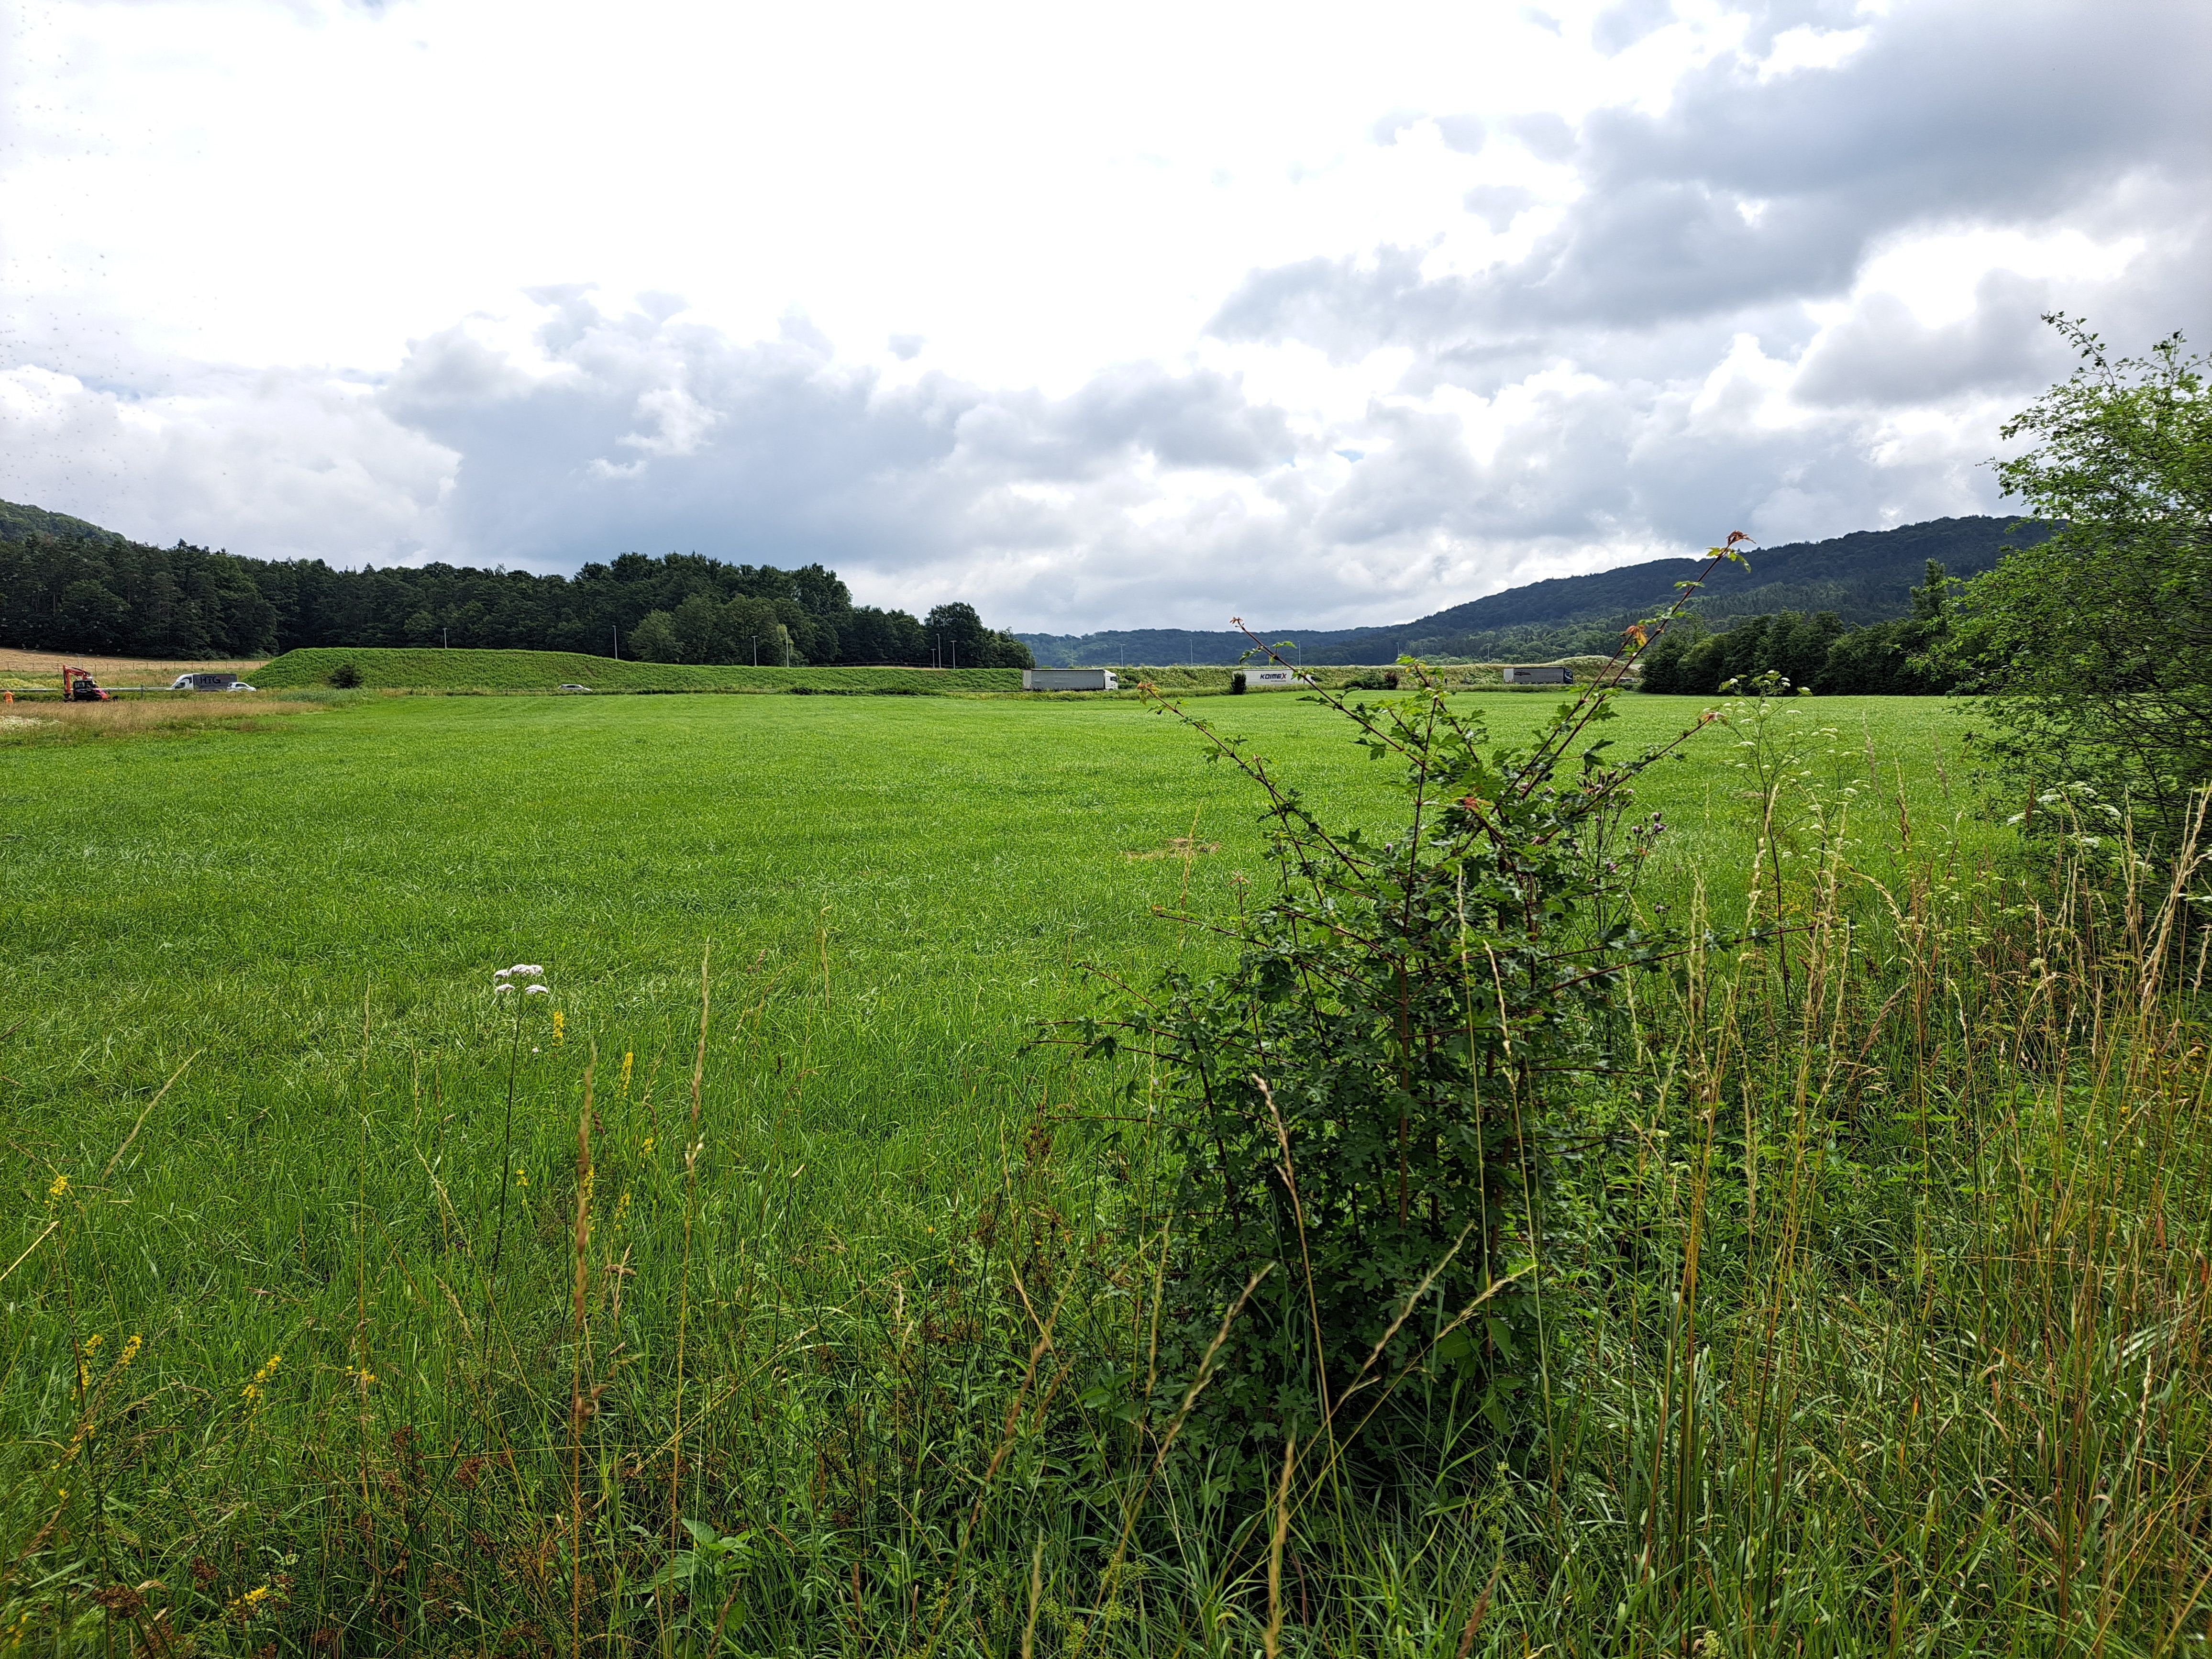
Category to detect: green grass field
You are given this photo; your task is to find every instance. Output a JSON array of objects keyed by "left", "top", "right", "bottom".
[{"left": 2, "top": 686, "right": 2203, "bottom": 1655}]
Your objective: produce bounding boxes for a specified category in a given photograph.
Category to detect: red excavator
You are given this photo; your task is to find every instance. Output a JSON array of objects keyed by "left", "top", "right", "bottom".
[{"left": 62, "top": 666, "right": 110, "bottom": 701}]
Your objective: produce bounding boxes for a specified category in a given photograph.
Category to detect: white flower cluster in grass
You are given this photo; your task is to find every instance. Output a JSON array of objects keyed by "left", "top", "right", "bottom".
[{"left": 492, "top": 962, "right": 548, "bottom": 994}]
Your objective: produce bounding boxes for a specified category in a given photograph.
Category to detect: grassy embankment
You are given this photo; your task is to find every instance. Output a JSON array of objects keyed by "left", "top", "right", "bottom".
[
  {"left": 246, "top": 648, "right": 1023, "bottom": 695},
  {"left": 1, "top": 689, "right": 2205, "bottom": 1654}
]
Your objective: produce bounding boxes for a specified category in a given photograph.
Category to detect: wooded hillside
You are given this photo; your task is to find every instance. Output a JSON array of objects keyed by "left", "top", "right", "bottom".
[{"left": 0, "top": 503, "right": 1030, "bottom": 669}]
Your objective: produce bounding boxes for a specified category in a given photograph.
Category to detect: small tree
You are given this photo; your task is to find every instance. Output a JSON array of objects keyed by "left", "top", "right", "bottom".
[
  {"left": 626, "top": 609, "right": 682, "bottom": 663},
  {"left": 670, "top": 591, "right": 731, "bottom": 664},
  {"left": 1950, "top": 317, "right": 2212, "bottom": 843}
]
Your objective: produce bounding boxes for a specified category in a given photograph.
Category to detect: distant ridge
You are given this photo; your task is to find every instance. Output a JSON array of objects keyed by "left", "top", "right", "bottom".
[
  {"left": 0, "top": 499, "right": 132, "bottom": 548},
  {"left": 1019, "top": 517, "right": 2051, "bottom": 666}
]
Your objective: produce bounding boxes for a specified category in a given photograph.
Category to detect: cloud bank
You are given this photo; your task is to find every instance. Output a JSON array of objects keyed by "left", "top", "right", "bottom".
[{"left": 1, "top": 0, "right": 2204, "bottom": 628}]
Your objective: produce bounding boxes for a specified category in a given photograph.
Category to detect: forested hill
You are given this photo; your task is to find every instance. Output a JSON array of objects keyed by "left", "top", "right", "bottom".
[
  {"left": 1021, "top": 517, "right": 2052, "bottom": 665},
  {"left": 0, "top": 499, "right": 130, "bottom": 549},
  {"left": 0, "top": 504, "right": 1031, "bottom": 669}
]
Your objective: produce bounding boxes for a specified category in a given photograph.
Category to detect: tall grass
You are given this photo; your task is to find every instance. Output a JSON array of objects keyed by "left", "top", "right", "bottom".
[
  {"left": 1, "top": 696, "right": 2206, "bottom": 1655},
  {"left": 0, "top": 696, "right": 332, "bottom": 743}
]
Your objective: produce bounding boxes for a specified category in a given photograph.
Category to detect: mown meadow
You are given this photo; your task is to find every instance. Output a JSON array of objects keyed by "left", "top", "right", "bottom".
[{"left": 1, "top": 685, "right": 2206, "bottom": 1656}]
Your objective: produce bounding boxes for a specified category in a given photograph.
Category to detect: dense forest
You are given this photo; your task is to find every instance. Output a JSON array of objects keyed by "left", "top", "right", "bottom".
[
  {"left": 1637, "top": 560, "right": 1960, "bottom": 696},
  {"left": 0, "top": 500, "right": 1032, "bottom": 669}
]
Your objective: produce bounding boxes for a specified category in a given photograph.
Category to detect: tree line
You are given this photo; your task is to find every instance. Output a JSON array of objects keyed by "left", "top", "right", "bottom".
[
  {"left": 1637, "top": 560, "right": 1959, "bottom": 696},
  {"left": 0, "top": 525, "right": 1033, "bottom": 669}
]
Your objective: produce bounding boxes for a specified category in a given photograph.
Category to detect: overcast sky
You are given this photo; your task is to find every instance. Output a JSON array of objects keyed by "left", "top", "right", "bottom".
[{"left": 1, "top": 0, "right": 2203, "bottom": 630}]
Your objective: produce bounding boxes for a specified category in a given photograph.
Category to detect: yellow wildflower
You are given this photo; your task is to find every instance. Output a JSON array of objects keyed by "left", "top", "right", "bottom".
[
  {"left": 619, "top": 1050, "right": 634, "bottom": 1098},
  {"left": 552, "top": 1008, "right": 566, "bottom": 1045},
  {"left": 228, "top": 1584, "right": 271, "bottom": 1620},
  {"left": 46, "top": 1173, "right": 69, "bottom": 1203},
  {"left": 241, "top": 1352, "right": 282, "bottom": 1405},
  {"left": 515, "top": 1166, "right": 529, "bottom": 1190},
  {"left": 117, "top": 1335, "right": 142, "bottom": 1369},
  {"left": 82, "top": 1333, "right": 102, "bottom": 1355}
]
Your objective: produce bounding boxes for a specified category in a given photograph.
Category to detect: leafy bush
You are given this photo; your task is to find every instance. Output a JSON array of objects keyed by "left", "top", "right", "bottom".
[
  {"left": 326, "top": 660, "right": 362, "bottom": 688},
  {"left": 1090, "top": 636, "right": 1714, "bottom": 1487},
  {"left": 1950, "top": 317, "right": 2212, "bottom": 844}
]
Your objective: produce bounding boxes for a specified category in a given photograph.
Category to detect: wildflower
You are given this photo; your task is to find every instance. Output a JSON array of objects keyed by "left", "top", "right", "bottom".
[
  {"left": 526, "top": 984, "right": 549, "bottom": 996},
  {"left": 551, "top": 1009, "right": 565, "bottom": 1043},
  {"left": 619, "top": 1051, "right": 634, "bottom": 1097},
  {"left": 82, "top": 1333, "right": 102, "bottom": 1355},
  {"left": 118, "top": 1335, "right": 142, "bottom": 1369},
  {"left": 510, "top": 963, "right": 544, "bottom": 977},
  {"left": 640, "top": 1136, "right": 654, "bottom": 1155},
  {"left": 515, "top": 1166, "right": 529, "bottom": 1190},
  {"left": 229, "top": 1584, "right": 272, "bottom": 1621},
  {"left": 493, "top": 967, "right": 513, "bottom": 979},
  {"left": 611, "top": 1190, "right": 631, "bottom": 1227},
  {"left": 494, "top": 982, "right": 516, "bottom": 994},
  {"left": 241, "top": 1352, "right": 283, "bottom": 1406},
  {"left": 47, "top": 1173, "right": 69, "bottom": 1203}
]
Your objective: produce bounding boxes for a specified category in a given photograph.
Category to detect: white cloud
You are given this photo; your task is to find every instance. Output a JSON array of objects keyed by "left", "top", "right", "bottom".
[
  {"left": 0, "top": 362, "right": 453, "bottom": 563},
  {"left": 0, "top": 0, "right": 2205, "bottom": 630}
]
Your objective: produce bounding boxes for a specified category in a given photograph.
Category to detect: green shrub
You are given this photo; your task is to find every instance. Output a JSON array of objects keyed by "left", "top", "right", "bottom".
[
  {"left": 1086, "top": 657, "right": 1696, "bottom": 1488},
  {"left": 326, "top": 660, "right": 362, "bottom": 688}
]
